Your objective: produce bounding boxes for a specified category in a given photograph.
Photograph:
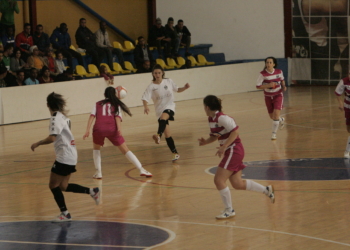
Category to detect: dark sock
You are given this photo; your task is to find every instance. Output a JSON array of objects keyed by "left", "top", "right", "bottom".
[
  {"left": 166, "top": 137, "right": 178, "bottom": 153},
  {"left": 51, "top": 186, "right": 67, "bottom": 212},
  {"left": 66, "top": 184, "right": 90, "bottom": 194},
  {"left": 157, "top": 119, "right": 167, "bottom": 137}
]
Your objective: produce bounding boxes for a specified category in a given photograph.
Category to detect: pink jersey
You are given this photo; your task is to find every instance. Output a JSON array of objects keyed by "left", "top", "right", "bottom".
[
  {"left": 335, "top": 77, "right": 350, "bottom": 111},
  {"left": 256, "top": 68, "right": 284, "bottom": 96},
  {"left": 208, "top": 111, "right": 241, "bottom": 147},
  {"left": 91, "top": 100, "right": 122, "bottom": 132}
]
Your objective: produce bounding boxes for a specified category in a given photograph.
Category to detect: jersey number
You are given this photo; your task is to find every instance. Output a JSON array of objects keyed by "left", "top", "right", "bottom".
[{"left": 102, "top": 104, "right": 112, "bottom": 116}]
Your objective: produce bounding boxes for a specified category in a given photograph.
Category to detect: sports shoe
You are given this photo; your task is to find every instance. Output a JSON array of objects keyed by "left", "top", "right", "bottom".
[
  {"left": 52, "top": 212, "right": 72, "bottom": 223},
  {"left": 90, "top": 187, "right": 100, "bottom": 205},
  {"left": 216, "top": 208, "right": 235, "bottom": 219},
  {"left": 152, "top": 134, "right": 160, "bottom": 144},
  {"left": 140, "top": 168, "right": 152, "bottom": 177},
  {"left": 93, "top": 171, "right": 102, "bottom": 179},
  {"left": 172, "top": 153, "right": 180, "bottom": 161},
  {"left": 266, "top": 185, "right": 275, "bottom": 204},
  {"left": 344, "top": 151, "right": 350, "bottom": 159},
  {"left": 279, "top": 117, "right": 285, "bottom": 129},
  {"left": 271, "top": 133, "right": 277, "bottom": 140}
]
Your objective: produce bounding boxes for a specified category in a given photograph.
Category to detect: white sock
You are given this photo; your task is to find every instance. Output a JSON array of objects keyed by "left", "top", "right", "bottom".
[
  {"left": 346, "top": 136, "right": 350, "bottom": 152},
  {"left": 272, "top": 120, "right": 279, "bottom": 133},
  {"left": 63, "top": 210, "right": 69, "bottom": 216},
  {"left": 246, "top": 180, "right": 267, "bottom": 194},
  {"left": 93, "top": 150, "right": 101, "bottom": 172},
  {"left": 125, "top": 151, "right": 142, "bottom": 171},
  {"left": 219, "top": 186, "right": 232, "bottom": 210}
]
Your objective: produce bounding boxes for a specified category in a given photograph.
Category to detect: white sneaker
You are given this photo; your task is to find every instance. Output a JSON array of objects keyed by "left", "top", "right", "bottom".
[
  {"left": 279, "top": 117, "right": 285, "bottom": 129},
  {"left": 93, "top": 171, "right": 102, "bottom": 179},
  {"left": 172, "top": 153, "right": 180, "bottom": 161},
  {"left": 266, "top": 185, "right": 275, "bottom": 204},
  {"left": 140, "top": 168, "right": 152, "bottom": 177},
  {"left": 90, "top": 187, "right": 100, "bottom": 205},
  {"left": 52, "top": 212, "right": 72, "bottom": 223},
  {"left": 216, "top": 208, "right": 235, "bottom": 219},
  {"left": 152, "top": 134, "right": 160, "bottom": 144},
  {"left": 271, "top": 133, "right": 277, "bottom": 140},
  {"left": 344, "top": 151, "right": 350, "bottom": 159}
]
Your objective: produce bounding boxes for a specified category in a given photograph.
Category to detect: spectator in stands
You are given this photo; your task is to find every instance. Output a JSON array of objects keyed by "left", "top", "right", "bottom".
[
  {"left": 33, "top": 24, "right": 50, "bottom": 56},
  {"left": 27, "top": 45, "right": 46, "bottom": 71},
  {"left": 38, "top": 66, "right": 54, "bottom": 84},
  {"left": 0, "top": 51, "right": 6, "bottom": 69},
  {"left": 148, "top": 18, "right": 171, "bottom": 59},
  {"left": 175, "top": 19, "right": 192, "bottom": 56},
  {"left": 55, "top": 67, "right": 74, "bottom": 82},
  {"left": 8, "top": 69, "right": 25, "bottom": 86},
  {"left": 50, "top": 23, "right": 84, "bottom": 70},
  {"left": 2, "top": 26, "right": 15, "bottom": 48},
  {"left": 43, "top": 48, "right": 59, "bottom": 77},
  {"left": 165, "top": 17, "right": 180, "bottom": 57},
  {"left": 15, "top": 23, "right": 33, "bottom": 61},
  {"left": 10, "top": 47, "right": 28, "bottom": 73},
  {"left": 3, "top": 43, "right": 13, "bottom": 70},
  {"left": 75, "top": 18, "right": 105, "bottom": 69},
  {"left": 99, "top": 64, "right": 114, "bottom": 85},
  {"left": 0, "top": 65, "right": 7, "bottom": 87},
  {"left": 55, "top": 51, "right": 66, "bottom": 74},
  {"left": 180, "top": 59, "right": 192, "bottom": 69},
  {"left": 134, "top": 36, "right": 154, "bottom": 70},
  {"left": 95, "top": 21, "right": 126, "bottom": 71},
  {"left": 0, "top": 0, "right": 19, "bottom": 35},
  {"left": 136, "top": 60, "right": 151, "bottom": 74},
  {"left": 24, "top": 67, "right": 39, "bottom": 85}
]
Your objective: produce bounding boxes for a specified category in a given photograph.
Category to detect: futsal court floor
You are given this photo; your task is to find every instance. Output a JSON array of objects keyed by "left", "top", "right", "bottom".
[{"left": 0, "top": 86, "right": 349, "bottom": 249}]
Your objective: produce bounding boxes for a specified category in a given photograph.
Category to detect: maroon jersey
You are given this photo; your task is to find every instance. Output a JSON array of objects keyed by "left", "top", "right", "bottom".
[
  {"left": 91, "top": 100, "right": 122, "bottom": 132},
  {"left": 256, "top": 68, "right": 284, "bottom": 96},
  {"left": 335, "top": 77, "right": 350, "bottom": 111}
]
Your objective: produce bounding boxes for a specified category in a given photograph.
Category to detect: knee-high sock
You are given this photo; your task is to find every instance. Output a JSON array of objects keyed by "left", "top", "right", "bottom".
[
  {"left": 93, "top": 150, "right": 101, "bottom": 172},
  {"left": 346, "top": 136, "right": 350, "bottom": 152},
  {"left": 166, "top": 137, "right": 178, "bottom": 153},
  {"left": 125, "top": 151, "right": 142, "bottom": 171},
  {"left": 66, "top": 184, "right": 90, "bottom": 194},
  {"left": 157, "top": 119, "right": 167, "bottom": 137},
  {"left": 51, "top": 186, "right": 67, "bottom": 212},
  {"left": 246, "top": 180, "right": 267, "bottom": 194},
  {"left": 219, "top": 186, "right": 232, "bottom": 210},
  {"left": 272, "top": 120, "right": 279, "bottom": 133}
]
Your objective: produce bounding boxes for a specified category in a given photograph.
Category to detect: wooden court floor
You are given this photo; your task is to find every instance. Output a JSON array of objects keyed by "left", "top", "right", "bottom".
[{"left": 0, "top": 86, "right": 350, "bottom": 249}]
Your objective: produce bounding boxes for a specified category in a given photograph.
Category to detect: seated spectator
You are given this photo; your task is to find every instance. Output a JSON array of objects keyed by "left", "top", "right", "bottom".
[
  {"left": 2, "top": 26, "right": 15, "bottom": 48},
  {"left": 180, "top": 59, "right": 192, "bottom": 69},
  {"left": 50, "top": 23, "right": 84, "bottom": 69},
  {"left": 0, "top": 65, "right": 7, "bottom": 88},
  {"left": 134, "top": 36, "right": 154, "bottom": 70},
  {"left": 148, "top": 18, "right": 171, "bottom": 59},
  {"left": 136, "top": 60, "right": 151, "bottom": 74},
  {"left": 55, "top": 51, "right": 66, "bottom": 74},
  {"left": 27, "top": 45, "right": 46, "bottom": 71},
  {"left": 165, "top": 17, "right": 180, "bottom": 57},
  {"left": 43, "top": 48, "right": 59, "bottom": 77},
  {"left": 33, "top": 24, "right": 50, "bottom": 56},
  {"left": 3, "top": 43, "right": 13, "bottom": 70},
  {"left": 8, "top": 70, "right": 25, "bottom": 86},
  {"left": 95, "top": 21, "right": 126, "bottom": 71},
  {"left": 99, "top": 64, "right": 114, "bottom": 85},
  {"left": 38, "top": 66, "right": 53, "bottom": 84},
  {"left": 0, "top": 51, "right": 6, "bottom": 69},
  {"left": 175, "top": 19, "right": 192, "bottom": 56},
  {"left": 75, "top": 18, "right": 105, "bottom": 69},
  {"left": 55, "top": 67, "right": 75, "bottom": 82},
  {"left": 24, "top": 67, "right": 39, "bottom": 85},
  {"left": 10, "top": 47, "right": 28, "bottom": 73},
  {"left": 15, "top": 23, "right": 33, "bottom": 61}
]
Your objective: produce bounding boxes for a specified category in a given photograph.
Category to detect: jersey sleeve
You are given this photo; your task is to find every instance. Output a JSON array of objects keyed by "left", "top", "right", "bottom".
[
  {"left": 256, "top": 73, "right": 264, "bottom": 87},
  {"left": 335, "top": 80, "right": 345, "bottom": 96},
  {"left": 218, "top": 115, "right": 238, "bottom": 132},
  {"left": 49, "top": 115, "right": 64, "bottom": 135},
  {"left": 115, "top": 106, "right": 123, "bottom": 121},
  {"left": 141, "top": 84, "right": 153, "bottom": 103},
  {"left": 90, "top": 104, "right": 96, "bottom": 116},
  {"left": 170, "top": 79, "right": 179, "bottom": 92},
  {"left": 280, "top": 70, "right": 285, "bottom": 81}
]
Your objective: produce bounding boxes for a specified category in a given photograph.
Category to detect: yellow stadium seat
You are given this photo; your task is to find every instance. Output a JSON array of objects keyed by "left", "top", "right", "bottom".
[
  {"left": 113, "top": 41, "right": 127, "bottom": 52},
  {"left": 69, "top": 45, "right": 86, "bottom": 56},
  {"left": 187, "top": 55, "right": 205, "bottom": 66},
  {"left": 197, "top": 54, "right": 215, "bottom": 66},
  {"left": 156, "top": 58, "right": 174, "bottom": 70},
  {"left": 124, "top": 61, "right": 137, "bottom": 73},
  {"left": 124, "top": 41, "right": 135, "bottom": 51},
  {"left": 75, "top": 65, "right": 96, "bottom": 78},
  {"left": 113, "top": 62, "right": 131, "bottom": 74},
  {"left": 100, "top": 63, "right": 120, "bottom": 75},
  {"left": 167, "top": 58, "right": 182, "bottom": 69},
  {"left": 88, "top": 64, "right": 100, "bottom": 76},
  {"left": 176, "top": 56, "right": 186, "bottom": 66}
]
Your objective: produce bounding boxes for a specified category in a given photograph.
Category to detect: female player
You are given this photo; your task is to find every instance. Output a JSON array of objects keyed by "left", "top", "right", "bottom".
[
  {"left": 256, "top": 57, "right": 287, "bottom": 140},
  {"left": 142, "top": 64, "right": 190, "bottom": 161},
  {"left": 31, "top": 92, "right": 100, "bottom": 222},
  {"left": 335, "top": 70, "right": 350, "bottom": 158},
  {"left": 198, "top": 95, "right": 275, "bottom": 219},
  {"left": 83, "top": 86, "right": 152, "bottom": 178}
]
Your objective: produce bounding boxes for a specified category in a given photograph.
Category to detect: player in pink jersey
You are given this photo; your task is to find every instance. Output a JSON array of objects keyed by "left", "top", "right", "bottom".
[
  {"left": 198, "top": 95, "right": 275, "bottom": 219},
  {"left": 335, "top": 70, "right": 350, "bottom": 158},
  {"left": 256, "top": 57, "right": 287, "bottom": 140},
  {"left": 83, "top": 87, "right": 152, "bottom": 178}
]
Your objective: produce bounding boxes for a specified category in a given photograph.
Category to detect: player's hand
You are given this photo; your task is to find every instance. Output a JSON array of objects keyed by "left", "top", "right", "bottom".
[
  {"left": 144, "top": 107, "right": 150, "bottom": 115},
  {"left": 184, "top": 83, "right": 190, "bottom": 89},
  {"left": 198, "top": 137, "right": 206, "bottom": 146},
  {"left": 339, "top": 105, "right": 344, "bottom": 111},
  {"left": 83, "top": 131, "right": 89, "bottom": 140},
  {"left": 283, "top": 86, "right": 287, "bottom": 91},
  {"left": 269, "top": 82, "right": 276, "bottom": 89},
  {"left": 215, "top": 146, "right": 226, "bottom": 158},
  {"left": 31, "top": 142, "right": 39, "bottom": 151}
]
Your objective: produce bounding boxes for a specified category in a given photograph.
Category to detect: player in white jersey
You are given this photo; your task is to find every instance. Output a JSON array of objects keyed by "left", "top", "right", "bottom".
[
  {"left": 198, "top": 95, "right": 275, "bottom": 219},
  {"left": 31, "top": 92, "right": 100, "bottom": 222},
  {"left": 142, "top": 64, "right": 190, "bottom": 161}
]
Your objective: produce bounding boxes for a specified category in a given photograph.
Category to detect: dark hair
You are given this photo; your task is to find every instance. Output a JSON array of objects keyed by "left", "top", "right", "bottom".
[
  {"left": 264, "top": 57, "right": 277, "bottom": 69},
  {"left": 137, "top": 36, "right": 144, "bottom": 41},
  {"left": 55, "top": 51, "right": 62, "bottom": 58},
  {"left": 24, "top": 23, "right": 31, "bottom": 29},
  {"left": 177, "top": 19, "right": 184, "bottom": 24},
  {"left": 42, "top": 65, "right": 49, "bottom": 73},
  {"left": 203, "top": 95, "right": 222, "bottom": 112},
  {"left": 36, "top": 24, "right": 43, "bottom": 29},
  {"left": 168, "top": 17, "right": 174, "bottom": 22},
  {"left": 99, "top": 65, "right": 107, "bottom": 74},
  {"left": 79, "top": 18, "right": 86, "bottom": 23},
  {"left": 47, "top": 92, "right": 67, "bottom": 116},
  {"left": 4, "top": 43, "right": 13, "bottom": 52},
  {"left": 152, "top": 64, "right": 165, "bottom": 81},
  {"left": 103, "top": 87, "right": 132, "bottom": 117},
  {"left": 16, "top": 70, "right": 24, "bottom": 75},
  {"left": 13, "top": 47, "right": 21, "bottom": 57}
]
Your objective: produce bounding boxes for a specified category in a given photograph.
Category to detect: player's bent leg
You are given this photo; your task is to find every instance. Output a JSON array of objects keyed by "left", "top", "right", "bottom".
[
  {"left": 164, "top": 126, "right": 180, "bottom": 161},
  {"left": 228, "top": 171, "right": 246, "bottom": 190},
  {"left": 120, "top": 143, "right": 153, "bottom": 177},
  {"left": 49, "top": 173, "right": 71, "bottom": 222}
]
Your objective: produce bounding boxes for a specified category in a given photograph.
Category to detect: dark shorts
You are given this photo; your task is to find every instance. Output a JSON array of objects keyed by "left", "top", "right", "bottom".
[
  {"left": 158, "top": 109, "right": 175, "bottom": 124},
  {"left": 345, "top": 110, "right": 350, "bottom": 126},
  {"left": 51, "top": 160, "right": 77, "bottom": 176}
]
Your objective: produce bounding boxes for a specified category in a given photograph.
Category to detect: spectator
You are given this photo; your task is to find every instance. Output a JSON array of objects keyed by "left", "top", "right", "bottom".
[
  {"left": 10, "top": 47, "right": 28, "bottom": 73},
  {"left": 180, "top": 59, "right": 192, "bottom": 69},
  {"left": 3, "top": 43, "right": 13, "bottom": 70},
  {"left": 165, "top": 17, "right": 180, "bottom": 57},
  {"left": 0, "top": 0, "right": 19, "bottom": 35},
  {"left": 15, "top": 23, "right": 33, "bottom": 61},
  {"left": 50, "top": 23, "right": 84, "bottom": 69},
  {"left": 175, "top": 19, "right": 192, "bottom": 56},
  {"left": 43, "top": 48, "right": 59, "bottom": 77},
  {"left": 27, "top": 45, "right": 46, "bottom": 71},
  {"left": 2, "top": 26, "right": 15, "bottom": 48},
  {"left": 148, "top": 18, "right": 171, "bottom": 59},
  {"left": 95, "top": 21, "right": 126, "bottom": 71},
  {"left": 134, "top": 36, "right": 154, "bottom": 70},
  {"left": 55, "top": 67, "right": 74, "bottom": 82},
  {"left": 55, "top": 51, "right": 66, "bottom": 74},
  {"left": 24, "top": 67, "right": 39, "bottom": 85},
  {"left": 38, "top": 66, "right": 54, "bottom": 84},
  {"left": 99, "top": 65, "right": 114, "bottom": 85},
  {"left": 8, "top": 69, "right": 25, "bottom": 86},
  {"left": 75, "top": 18, "right": 105, "bottom": 69},
  {"left": 0, "top": 51, "right": 5, "bottom": 69},
  {"left": 0, "top": 65, "right": 7, "bottom": 87},
  {"left": 136, "top": 60, "right": 151, "bottom": 74},
  {"left": 33, "top": 24, "right": 50, "bottom": 56}
]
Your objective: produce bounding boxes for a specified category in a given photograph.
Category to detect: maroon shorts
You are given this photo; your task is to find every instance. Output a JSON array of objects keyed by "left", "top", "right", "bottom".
[
  {"left": 93, "top": 130, "right": 125, "bottom": 146},
  {"left": 345, "top": 110, "right": 350, "bottom": 125},
  {"left": 265, "top": 93, "right": 283, "bottom": 113},
  {"left": 218, "top": 142, "right": 246, "bottom": 174}
]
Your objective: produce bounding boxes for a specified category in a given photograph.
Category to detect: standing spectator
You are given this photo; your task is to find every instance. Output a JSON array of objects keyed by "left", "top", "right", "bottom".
[
  {"left": 148, "top": 18, "right": 171, "bottom": 59},
  {"left": 50, "top": 23, "right": 84, "bottom": 70},
  {"left": 15, "top": 23, "right": 33, "bottom": 61},
  {"left": 55, "top": 51, "right": 66, "bottom": 74},
  {"left": 27, "top": 45, "right": 46, "bottom": 71},
  {"left": 8, "top": 69, "right": 25, "bottom": 86},
  {"left": 3, "top": 43, "right": 13, "bottom": 69},
  {"left": 10, "top": 47, "right": 28, "bottom": 73},
  {"left": 175, "top": 19, "right": 192, "bottom": 56},
  {"left": 75, "top": 18, "right": 105, "bottom": 69},
  {"left": 0, "top": 65, "right": 7, "bottom": 87},
  {"left": 95, "top": 21, "right": 126, "bottom": 71},
  {"left": 165, "top": 17, "right": 180, "bottom": 57},
  {"left": 38, "top": 66, "right": 54, "bottom": 84},
  {"left": 33, "top": 24, "right": 50, "bottom": 56},
  {"left": 24, "top": 67, "right": 39, "bottom": 85},
  {"left": 43, "top": 48, "right": 59, "bottom": 77},
  {"left": 0, "top": 0, "right": 19, "bottom": 35},
  {"left": 99, "top": 65, "right": 114, "bottom": 85},
  {"left": 134, "top": 36, "right": 154, "bottom": 70},
  {"left": 136, "top": 60, "right": 151, "bottom": 74},
  {"left": 2, "top": 26, "right": 15, "bottom": 48}
]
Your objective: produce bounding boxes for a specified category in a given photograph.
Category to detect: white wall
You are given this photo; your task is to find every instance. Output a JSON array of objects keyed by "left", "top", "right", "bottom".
[{"left": 157, "top": 0, "right": 285, "bottom": 61}]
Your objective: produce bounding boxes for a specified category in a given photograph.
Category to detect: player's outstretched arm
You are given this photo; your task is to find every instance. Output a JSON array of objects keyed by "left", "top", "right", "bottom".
[
  {"left": 83, "top": 115, "right": 95, "bottom": 139},
  {"left": 143, "top": 100, "right": 150, "bottom": 115},
  {"left": 177, "top": 83, "right": 190, "bottom": 93},
  {"left": 198, "top": 136, "right": 217, "bottom": 146},
  {"left": 282, "top": 80, "right": 287, "bottom": 91},
  {"left": 336, "top": 95, "right": 344, "bottom": 111},
  {"left": 31, "top": 135, "right": 56, "bottom": 151}
]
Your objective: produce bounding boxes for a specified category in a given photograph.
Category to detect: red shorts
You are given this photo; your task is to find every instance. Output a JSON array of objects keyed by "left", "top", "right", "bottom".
[
  {"left": 265, "top": 93, "right": 283, "bottom": 113},
  {"left": 218, "top": 142, "right": 246, "bottom": 174},
  {"left": 345, "top": 110, "right": 350, "bottom": 125},
  {"left": 93, "top": 130, "right": 125, "bottom": 146}
]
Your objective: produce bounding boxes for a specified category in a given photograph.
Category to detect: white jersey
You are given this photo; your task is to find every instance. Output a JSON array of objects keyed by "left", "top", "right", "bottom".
[
  {"left": 49, "top": 111, "right": 77, "bottom": 165},
  {"left": 142, "top": 78, "right": 178, "bottom": 119}
]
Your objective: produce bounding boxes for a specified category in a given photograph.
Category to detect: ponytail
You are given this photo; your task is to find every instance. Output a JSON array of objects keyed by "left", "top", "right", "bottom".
[{"left": 103, "top": 87, "right": 132, "bottom": 117}]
